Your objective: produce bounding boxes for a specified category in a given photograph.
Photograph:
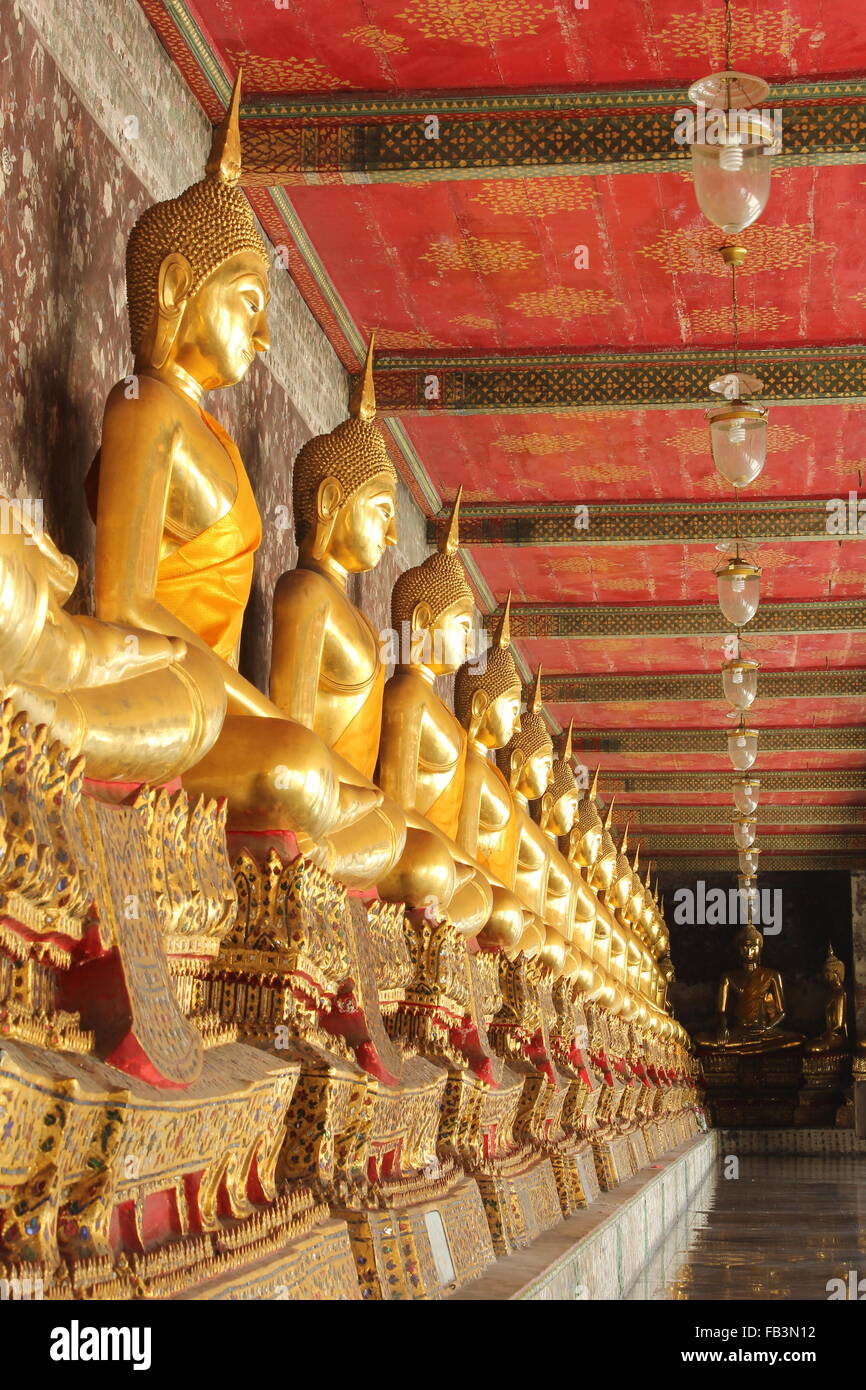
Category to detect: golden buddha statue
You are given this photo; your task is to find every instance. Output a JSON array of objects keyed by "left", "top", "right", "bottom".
[
  {"left": 92, "top": 72, "right": 373, "bottom": 849},
  {"left": 805, "top": 943, "right": 848, "bottom": 1054},
  {"left": 375, "top": 490, "right": 492, "bottom": 936},
  {"left": 536, "top": 721, "right": 597, "bottom": 974},
  {"left": 591, "top": 796, "right": 619, "bottom": 898},
  {"left": 263, "top": 334, "right": 418, "bottom": 886},
  {"left": 696, "top": 921, "right": 803, "bottom": 1053},
  {"left": 452, "top": 594, "right": 527, "bottom": 954},
  {"left": 0, "top": 516, "right": 214, "bottom": 783},
  {"left": 495, "top": 669, "right": 566, "bottom": 973}
]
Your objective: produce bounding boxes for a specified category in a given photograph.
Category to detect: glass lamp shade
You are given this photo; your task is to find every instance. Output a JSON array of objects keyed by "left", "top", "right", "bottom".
[
  {"left": 733, "top": 776, "right": 760, "bottom": 814},
  {"left": 738, "top": 846, "right": 761, "bottom": 876},
  {"left": 733, "top": 816, "right": 757, "bottom": 850},
  {"left": 707, "top": 403, "right": 768, "bottom": 486},
  {"left": 727, "top": 724, "right": 758, "bottom": 770},
  {"left": 717, "top": 558, "right": 761, "bottom": 627},
  {"left": 722, "top": 657, "right": 759, "bottom": 710},
  {"left": 690, "top": 140, "right": 773, "bottom": 234}
]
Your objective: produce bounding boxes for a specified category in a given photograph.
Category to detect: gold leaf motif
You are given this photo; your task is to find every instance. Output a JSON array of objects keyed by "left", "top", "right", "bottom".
[
  {"left": 370, "top": 328, "right": 448, "bottom": 349},
  {"left": 639, "top": 223, "right": 834, "bottom": 277},
  {"left": 225, "top": 48, "right": 349, "bottom": 92},
  {"left": 493, "top": 430, "right": 592, "bottom": 455},
  {"left": 472, "top": 177, "right": 596, "bottom": 218},
  {"left": 656, "top": 7, "right": 809, "bottom": 63},
  {"left": 688, "top": 305, "right": 793, "bottom": 335},
  {"left": 451, "top": 313, "right": 497, "bottom": 331},
  {"left": 343, "top": 25, "right": 410, "bottom": 54},
  {"left": 396, "top": 0, "right": 553, "bottom": 45},
  {"left": 663, "top": 422, "right": 808, "bottom": 456},
  {"left": 421, "top": 236, "right": 539, "bottom": 275},
  {"left": 509, "top": 287, "right": 618, "bottom": 319}
]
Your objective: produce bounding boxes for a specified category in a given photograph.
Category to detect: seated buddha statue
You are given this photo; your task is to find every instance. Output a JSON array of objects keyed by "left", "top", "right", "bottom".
[
  {"left": 262, "top": 335, "right": 423, "bottom": 887},
  {"left": 452, "top": 594, "right": 528, "bottom": 954},
  {"left": 495, "top": 669, "right": 567, "bottom": 974},
  {"left": 804, "top": 943, "right": 848, "bottom": 1054},
  {"left": 695, "top": 921, "right": 803, "bottom": 1052},
  {"left": 91, "top": 73, "right": 372, "bottom": 850},
  {"left": 0, "top": 514, "right": 215, "bottom": 783},
  {"left": 375, "top": 490, "right": 492, "bottom": 937},
  {"left": 535, "top": 721, "right": 597, "bottom": 968}
]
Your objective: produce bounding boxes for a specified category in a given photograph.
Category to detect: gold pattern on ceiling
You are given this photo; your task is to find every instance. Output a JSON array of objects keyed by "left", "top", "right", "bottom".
[
  {"left": 639, "top": 224, "right": 834, "bottom": 278},
  {"left": 395, "top": 0, "right": 553, "bottom": 45},
  {"left": 421, "top": 235, "right": 539, "bottom": 275},
  {"left": 343, "top": 26, "right": 410, "bottom": 54},
  {"left": 370, "top": 328, "right": 447, "bottom": 349},
  {"left": 688, "top": 305, "right": 794, "bottom": 335},
  {"left": 493, "top": 430, "right": 592, "bottom": 455},
  {"left": 224, "top": 48, "right": 348, "bottom": 91},
  {"left": 509, "top": 287, "right": 620, "bottom": 320},
  {"left": 655, "top": 7, "right": 809, "bottom": 62},
  {"left": 825, "top": 460, "right": 865, "bottom": 482},
  {"left": 452, "top": 313, "right": 497, "bottom": 331},
  {"left": 664, "top": 422, "right": 809, "bottom": 457},
  {"left": 472, "top": 177, "right": 597, "bottom": 218}
]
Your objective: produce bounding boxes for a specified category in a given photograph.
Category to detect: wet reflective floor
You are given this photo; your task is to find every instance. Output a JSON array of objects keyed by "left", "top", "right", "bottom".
[{"left": 629, "top": 1156, "right": 866, "bottom": 1300}]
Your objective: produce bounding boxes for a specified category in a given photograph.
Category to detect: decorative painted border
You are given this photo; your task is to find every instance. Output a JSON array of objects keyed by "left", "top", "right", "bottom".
[
  {"left": 600, "top": 769, "right": 866, "bottom": 792},
  {"left": 546, "top": 669, "right": 866, "bottom": 702},
  {"left": 502, "top": 599, "right": 866, "bottom": 640},
  {"left": 572, "top": 726, "right": 866, "bottom": 753},
  {"left": 622, "top": 805, "right": 866, "bottom": 826},
  {"left": 429, "top": 500, "right": 853, "bottom": 548},
  {"left": 369, "top": 347, "right": 866, "bottom": 414},
  {"left": 654, "top": 854, "right": 859, "bottom": 869}
]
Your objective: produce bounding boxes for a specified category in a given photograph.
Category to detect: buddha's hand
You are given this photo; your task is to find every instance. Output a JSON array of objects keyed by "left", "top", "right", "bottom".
[{"left": 70, "top": 617, "right": 186, "bottom": 689}]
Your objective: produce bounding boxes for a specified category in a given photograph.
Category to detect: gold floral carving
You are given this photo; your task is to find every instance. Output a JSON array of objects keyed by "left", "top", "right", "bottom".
[
  {"left": 688, "top": 305, "right": 793, "bottom": 335},
  {"left": 664, "top": 422, "right": 808, "bottom": 456},
  {"left": 225, "top": 48, "right": 349, "bottom": 92},
  {"left": 472, "top": 177, "right": 596, "bottom": 218},
  {"left": 343, "top": 26, "right": 410, "bottom": 54},
  {"left": 396, "top": 0, "right": 553, "bottom": 45},
  {"left": 509, "top": 287, "right": 619, "bottom": 319},
  {"left": 656, "top": 7, "right": 809, "bottom": 63},
  {"left": 421, "top": 236, "right": 539, "bottom": 276},
  {"left": 639, "top": 224, "right": 834, "bottom": 277}
]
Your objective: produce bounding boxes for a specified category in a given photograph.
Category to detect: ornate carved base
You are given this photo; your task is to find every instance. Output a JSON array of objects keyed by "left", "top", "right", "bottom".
[
  {"left": 336, "top": 1176, "right": 494, "bottom": 1300},
  {"left": 700, "top": 1048, "right": 804, "bottom": 1127},
  {"left": 475, "top": 1152, "right": 562, "bottom": 1254},
  {"left": 592, "top": 1134, "right": 635, "bottom": 1190},
  {"left": 549, "top": 1139, "right": 600, "bottom": 1214},
  {"left": 794, "top": 1052, "right": 851, "bottom": 1128}
]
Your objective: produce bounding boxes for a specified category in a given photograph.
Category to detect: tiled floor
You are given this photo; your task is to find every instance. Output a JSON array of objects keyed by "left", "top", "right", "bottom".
[{"left": 645, "top": 1155, "right": 866, "bottom": 1300}]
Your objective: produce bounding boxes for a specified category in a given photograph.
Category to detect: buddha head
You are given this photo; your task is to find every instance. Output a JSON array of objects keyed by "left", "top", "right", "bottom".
[
  {"left": 539, "top": 721, "right": 580, "bottom": 838},
  {"left": 391, "top": 489, "right": 475, "bottom": 676},
  {"left": 293, "top": 334, "right": 399, "bottom": 570},
  {"left": 570, "top": 767, "right": 603, "bottom": 870},
  {"left": 735, "top": 919, "right": 763, "bottom": 967},
  {"left": 497, "top": 668, "right": 553, "bottom": 802},
  {"left": 612, "top": 824, "right": 634, "bottom": 914},
  {"left": 454, "top": 593, "right": 521, "bottom": 749},
  {"left": 126, "top": 71, "right": 271, "bottom": 388},
  {"left": 628, "top": 844, "right": 645, "bottom": 922},
  {"left": 592, "top": 797, "right": 619, "bottom": 893},
  {"left": 824, "top": 942, "right": 845, "bottom": 987}
]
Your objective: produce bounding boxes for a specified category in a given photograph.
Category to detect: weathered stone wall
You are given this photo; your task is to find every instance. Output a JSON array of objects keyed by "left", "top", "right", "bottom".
[{"left": 0, "top": 0, "right": 431, "bottom": 694}]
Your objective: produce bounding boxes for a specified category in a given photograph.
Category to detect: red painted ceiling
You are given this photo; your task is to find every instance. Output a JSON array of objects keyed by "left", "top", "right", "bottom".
[{"left": 141, "top": 0, "right": 866, "bottom": 870}]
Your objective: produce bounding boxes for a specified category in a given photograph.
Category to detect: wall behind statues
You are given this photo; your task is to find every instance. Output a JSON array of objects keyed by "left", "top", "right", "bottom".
[
  {"left": 663, "top": 869, "right": 854, "bottom": 1040},
  {"left": 0, "top": 0, "right": 431, "bottom": 693}
]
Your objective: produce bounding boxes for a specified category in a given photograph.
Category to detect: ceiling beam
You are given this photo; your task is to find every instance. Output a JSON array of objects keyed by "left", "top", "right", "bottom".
[
  {"left": 599, "top": 769, "right": 866, "bottom": 793},
  {"left": 237, "top": 83, "right": 866, "bottom": 185},
  {"left": 620, "top": 804, "right": 866, "bottom": 827},
  {"left": 546, "top": 669, "right": 866, "bottom": 703},
  {"left": 644, "top": 832, "right": 866, "bottom": 851},
  {"left": 499, "top": 599, "right": 865, "bottom": 640},
  {"left": 654, "top": 855, "right": 859, "bottom": 871},
  {"left": 367, "top": 346, "right": 866, "bottom": 413},
  {"left": 433, "top": 500, "right": 859, "bottom": 548},
  {"left": 571, "top": 726, "right": 866, "bottom": 754}
]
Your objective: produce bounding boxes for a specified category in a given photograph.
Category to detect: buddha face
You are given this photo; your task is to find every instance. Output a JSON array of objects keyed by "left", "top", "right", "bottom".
[
  {"left": 170, "top": 250, "right": 270, "bottom": 388},
  {"left": 737, "top": 934, "right": 761, "bottom": 967},
  {"left": 825, "top": 961, "right": 844, "bottom": 987},
  {"left": 520, "top": 744, "right": 553, "bottom": 800},
  {"left": 322, "top": 475, "right": 397, "bottom": 572},
  {"left": 481, "top": 686, "right": 522, "bottom": 749},
  {"left": 577, "top": 814, "right": 603, "bottom": 868},
  {"left": 548, "top": 788, "right": 579, "bottom": 837},
  {"left": 423, "top": 597, "right": 474, "bottom": 675}
]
